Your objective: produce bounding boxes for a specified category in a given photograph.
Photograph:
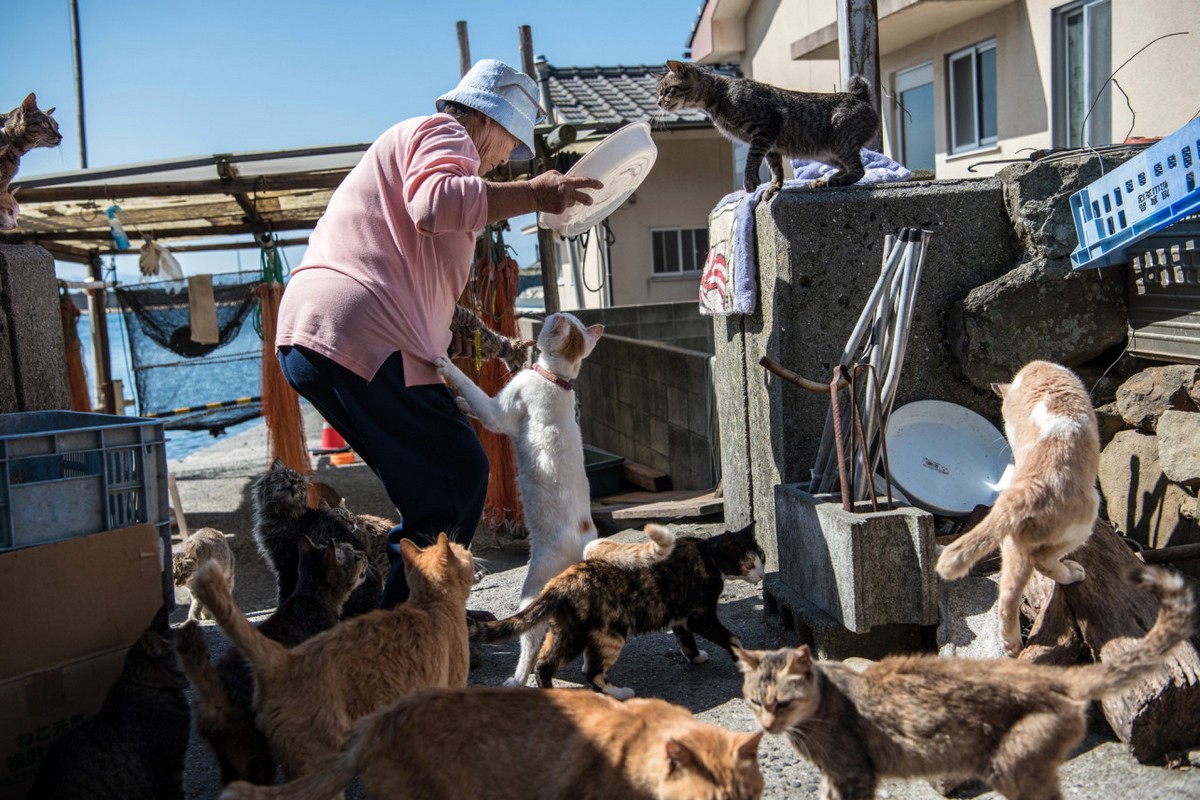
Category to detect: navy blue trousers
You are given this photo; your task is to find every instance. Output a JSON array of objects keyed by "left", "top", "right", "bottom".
[{"left": 277, "top": 345, "right": 488, "bottom": 608}]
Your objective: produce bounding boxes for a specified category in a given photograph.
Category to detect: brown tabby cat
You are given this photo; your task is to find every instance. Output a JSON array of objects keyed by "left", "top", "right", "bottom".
[
  {"left": 174, "top": 539, "right": 367, "bottom": 786},
  {"left": 221, "top": 687, "right": 764, "bottom": 800},
  {"left": 0, "top": 92, "right": 63, "bottom": 186},
  {"left": 937, "top": 361, "right": 1101, "bottom": 656},
  {"left": 472, "top": 523, "right": 764, "bottom": 699},
  {"left": 451, "top": 302, "right": 531, "bottom": 371},
  {"left": 189, "top": 533, "right": 473, "bottom": 785},
  {"left": 173, "top": 526, "right": 236, "bottom": 621},
  {"left": 735, "top": 566, "right": 1193, "bottom": 800},
  {"left": 27, "top": 607, "right": 190, "bottom": 800},
  {"left": 656, "top": 60, "right": 879, "bottom": 199}
]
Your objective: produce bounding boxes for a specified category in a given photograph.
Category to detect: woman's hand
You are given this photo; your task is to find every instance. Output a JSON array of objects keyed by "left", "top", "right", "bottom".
[{"left": 528, "top": 171, "right": 604, "bottom": 214}]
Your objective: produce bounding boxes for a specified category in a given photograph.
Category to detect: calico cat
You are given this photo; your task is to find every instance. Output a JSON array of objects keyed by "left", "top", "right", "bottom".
[
  {"left": 0, "top": 92, "right": 62, "bottom": 186},
  {"left": 735, "top": 565, "right": 1192, "bottom": 800},
  {"left": 937, "top": 361, "right": 1101, "bottom": 655},
  {"left": 435, "top": 310, "right": 604, "bottom": 687},
  {"left": 471, "top": 523, "right": 765, "bottom": 699},
  {"left": 175, "top": 539, "right": 367, "bottom": 786},
  {"left": 27, "top": 606, "right": 190, "bottom": 800},
  {"left": 656, "top": 60, "right": 879, "bottom": 199},
  {"left": 221, "top": 687, "right": 765, "bottom": 800},
  {"left": 584, "top": 522, "right": 676, "bottom": 568},
  {"left": 0, "top": 187, "right": 17, "bottom": 231},
  {"left": 251, "top": 458, "right": 386, "bottom": 616},
  {"left": 451, "top": 302, "right": 531, "bottom": 372},
  {"left": 173, "top": 526, "right": 236, "bottom": 621},
  {"left": 189, "top": 533, "right": 474, "bottom": 785}
]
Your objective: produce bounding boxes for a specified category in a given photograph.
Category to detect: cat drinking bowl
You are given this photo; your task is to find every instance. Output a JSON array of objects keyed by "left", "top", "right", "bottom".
[
  {"left": 538, "top": 121, "right": 657, "bottom": 238},
  {"left": 884, "top": 400, "right": 1013, "bottom": 517}
]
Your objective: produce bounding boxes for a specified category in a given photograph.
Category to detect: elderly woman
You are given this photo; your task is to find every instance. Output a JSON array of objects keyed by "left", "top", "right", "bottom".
[{"left": 277, "top": 60, "right": 600, "bottom": 607}]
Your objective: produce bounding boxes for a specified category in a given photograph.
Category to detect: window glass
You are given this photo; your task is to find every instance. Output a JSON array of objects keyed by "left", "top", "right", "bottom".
[
  {"left": 950, "top": 53, "right": 976, "bottom": 151},
  {"left": 1085, "top": 0, "right": 1112, "bottom": 144},
  {"left": 978, "top": 46, "right": 997, "bottom": 143},
  {"left": 900, "top": 82, "right": 935, "bottom": 171}
]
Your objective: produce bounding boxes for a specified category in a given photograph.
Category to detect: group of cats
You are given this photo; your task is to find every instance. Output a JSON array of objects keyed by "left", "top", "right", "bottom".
[{"left": 0, "top": 93, "right": 62, "bottom": 231}]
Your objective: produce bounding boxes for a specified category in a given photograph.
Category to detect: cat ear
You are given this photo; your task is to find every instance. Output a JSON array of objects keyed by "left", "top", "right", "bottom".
[
  {"left": 664, "top": 738, "right": 699, "bottom": 776},
  {"left": 325, "top": 542, "right": 344, "bottom": 568},
  {"left": 298, "top": 535, "right": 318, "bottom": 555},
  {"left": 786, "top": 645, "right": 813, "bottom": 675},
  {"left": 316, "top": 497, "right": 331, "bottom": 510},
  {"left": 732, "top": 645, "right": 759, "bottom": 672},
  {"left": 45, "top": 107, "right": 55, "bottom": 116},
  {"left": 22, "top": 93, "right": 37, "bottom": 111},
  {"left": 551, "top": 314, "right": 569, "bottom": 336},
  {"left": 991, "top": 382, "right": 1010, "bottom": 398},
  {"left": 666, "top": 60, "right": 685, "bottom": 74},
  {"left": 586, "top": 324, "right": 604, "bottom": 341},
  {"left": 398, "top": 537, "right": 421, "bottom": 565},
  {"left": 736, "top": 730, "right": 764, "bottom": 761},
  {"left": 271, "top": 456, "right": 285, "bottom": 470},
  {"left": 140, "top": 629, "right": 172, "bottom": 658},
  {"left": 435, "top": 532, "right": 453, "bottom": 561}
]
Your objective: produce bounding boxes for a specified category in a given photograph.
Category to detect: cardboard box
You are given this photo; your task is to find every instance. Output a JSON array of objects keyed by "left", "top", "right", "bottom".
[
  {"left": 0, "top": 524, "right": 166, "bottom": 797},
  {"left": 0, "top": 647, "right": 127, "bottom": 799}
]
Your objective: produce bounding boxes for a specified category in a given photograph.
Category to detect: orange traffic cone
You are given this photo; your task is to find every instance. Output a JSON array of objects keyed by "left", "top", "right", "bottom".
[{"left": 318, "top": 422, "right": 348, "bottom": 453}]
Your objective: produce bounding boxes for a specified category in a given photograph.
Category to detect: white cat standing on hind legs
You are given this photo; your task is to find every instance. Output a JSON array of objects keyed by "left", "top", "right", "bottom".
[{"left": 436, "top": 311, "right": 604, "bottom": 686}]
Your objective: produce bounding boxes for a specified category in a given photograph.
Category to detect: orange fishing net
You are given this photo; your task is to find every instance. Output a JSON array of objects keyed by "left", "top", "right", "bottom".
[
  {"left": 59, "top": 287, "right": 92, "bottom": 412},
  {"left": 255, "top": 243, "right": 311, "bottom": 477},
  {"left": 455, "top": 229, "right": 525, "bottom": 537}
]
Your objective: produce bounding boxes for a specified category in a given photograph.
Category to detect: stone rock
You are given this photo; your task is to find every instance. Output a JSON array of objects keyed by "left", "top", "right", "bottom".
[
  {"left": 937, "top": 571, "right": 1007, "bottom": 659},
  {"left": 0, "top": 244, "right": 70, "bottom": 412},
  {"left": 948, "top": 256, "right": 1127, "bottom": 392},
  {"left": 1115, "top": 365, "right": 1200, "bottom": 432},
  {"left": 1099, "top": 430, "right": 1200, "bottom": 553},
  {"left": 1095, "top": 401, "right": 1131, "bottom": 449},
  {"left": 998, "top": 148, "right": 1141, "bottom": 259},
  {"left": 1157, "top": 411, "right": 1200, "bottom": 486}
]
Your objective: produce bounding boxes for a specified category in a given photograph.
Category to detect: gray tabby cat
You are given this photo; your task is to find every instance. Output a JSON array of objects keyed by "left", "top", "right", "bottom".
[{"left": 656, "top": 60, "right": 879, "bottom": 199}]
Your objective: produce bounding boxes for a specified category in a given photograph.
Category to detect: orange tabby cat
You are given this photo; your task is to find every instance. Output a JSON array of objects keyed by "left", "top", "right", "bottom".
[
  {"left": 190, "top": 533, "right": 473, "bottom": 788},
  {"left": 221, "top": 686, "right": 764, "bottom": 800},
  {"left": 0, "top": 187, "right": 17, "bottom": 231},
  {"left": 937, "top": 360, "right": 1100, "bottom": 655}
]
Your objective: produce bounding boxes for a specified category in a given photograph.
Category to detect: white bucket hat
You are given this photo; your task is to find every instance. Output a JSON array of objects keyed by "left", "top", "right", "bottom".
[{"left": 436, "top": 59, "right": 543, "bottom": 161}]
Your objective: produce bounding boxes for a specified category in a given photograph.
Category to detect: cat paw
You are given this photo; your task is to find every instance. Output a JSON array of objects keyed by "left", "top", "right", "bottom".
[
  {"left": 762, "top": 184, "right": 782, "bottom": 202},
  {"left": 690, "top": 650, "right": 709, "bottom": 665},
  {"left": 1060, "top": 560, "right": 1086, "bottom": 584},
  {"left": 454, "top": 396, "right": 473, "bottom": 416},
  {"left": 433, "top": 356, "right": 453, "bottom": 376},
  {"left": 1002, "top": 635, "right": 1024, "bottom": 658},
  {"left": 603, "top": 685, "right": 636, "bottom": 701},
  {"left": 503, "top": 676, "right": 527, "bottom": 688}
]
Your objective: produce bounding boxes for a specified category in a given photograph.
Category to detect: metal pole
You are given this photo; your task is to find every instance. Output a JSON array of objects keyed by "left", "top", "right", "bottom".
[
  {"left": 86, "top": 252, "right": 115, "bottom": 413},
  {"left": 69, "top": 0, "right": 88, "bottom": 168},
  {"left": 836, "top": 0, "right": 882, "bottom": 152},
  {"left": 519, "top": 24, "right": 562, "bottom": 314},
  {"left": 456, "top": 20, "right": 471, "bottom": 77}
]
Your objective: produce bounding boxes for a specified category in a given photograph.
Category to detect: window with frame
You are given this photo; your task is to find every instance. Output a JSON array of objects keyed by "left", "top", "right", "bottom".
[
  {"left": 652, "top": 228, "right": 709, "bottom": 275},
  {"left": 894, "top": 62, "right": 935, "bottom": 172},
  {"left": 1054, "top": 0, "right": 1112, "bottom": 148},
  {"left": 947, "top": 40, "right": 997, "bottom": 154}
]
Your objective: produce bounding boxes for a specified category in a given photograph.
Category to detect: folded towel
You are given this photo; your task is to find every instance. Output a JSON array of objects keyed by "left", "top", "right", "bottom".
[{"left": 700, "top": 149, "right": 912, "bottom": 316}]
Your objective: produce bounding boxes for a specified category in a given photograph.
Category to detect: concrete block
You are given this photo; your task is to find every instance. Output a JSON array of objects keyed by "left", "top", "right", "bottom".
[
  {"left": 763, "top": 574, "right": 926, "bottom": 661},
  {"left": 687, "top": 387, "right": 709, "bottom": 435},
  {"left": 1159, "top": 411, "right": 1200, "bottom": 485},
  {"left": 775, "top": 486, "right": 938, "bottom": 633},
  {"left": 0, "top": 245, "right": 70, "bottom": 412},
  {"left": 936, "top": 572, "right": 1007, "bottom": 659},
  {"left": 651, "top": 418, "right": 669, "bottom": 457},
  {"left": 667, "top": 386, "right": 688, "bottom": 425}
]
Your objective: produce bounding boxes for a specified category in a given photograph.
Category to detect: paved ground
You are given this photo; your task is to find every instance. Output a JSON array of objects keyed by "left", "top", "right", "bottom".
[{"left": 169, "top": 411, "right": 1200, "bottom": 798}]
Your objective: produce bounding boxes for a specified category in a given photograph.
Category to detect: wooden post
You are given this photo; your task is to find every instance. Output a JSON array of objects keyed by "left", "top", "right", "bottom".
[
  {"left": 456, "top": 20, "right": 471, "bottom": 77},
  {"left": 837, "top": 0, "right": 882, "bottom": 152},
  {"left": 519, "top": 24, "right": 562, "bottom": 314},
  {"left": 86, "top": 252, "right": 116, "bottom": 414}
]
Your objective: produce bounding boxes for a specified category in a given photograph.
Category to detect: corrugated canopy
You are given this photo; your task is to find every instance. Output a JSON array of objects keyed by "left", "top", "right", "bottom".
[{"left": 1, "top": 143, "right": 373, "bottom": 263}]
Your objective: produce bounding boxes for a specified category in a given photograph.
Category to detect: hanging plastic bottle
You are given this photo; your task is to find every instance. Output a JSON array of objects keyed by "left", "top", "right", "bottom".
[{"left": 105, "top": 204, "right": 131, "bottom": 250}]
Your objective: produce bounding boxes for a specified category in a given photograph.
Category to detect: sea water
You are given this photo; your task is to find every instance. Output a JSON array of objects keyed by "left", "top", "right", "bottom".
[{"left": 75, "top": 309, "right": 263, "bottom": 461}]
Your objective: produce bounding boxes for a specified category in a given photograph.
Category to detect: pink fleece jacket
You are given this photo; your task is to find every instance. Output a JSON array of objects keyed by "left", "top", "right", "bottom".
[{"left": 276, "top": 113, "right": 487, "bottom": 386}]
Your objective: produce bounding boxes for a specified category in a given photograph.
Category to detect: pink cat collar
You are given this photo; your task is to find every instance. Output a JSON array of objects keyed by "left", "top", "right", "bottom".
[{"left": 534, "top": 363, "right": 573, "bottom": 391}]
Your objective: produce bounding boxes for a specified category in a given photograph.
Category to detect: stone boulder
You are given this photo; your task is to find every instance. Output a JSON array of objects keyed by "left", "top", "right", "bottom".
[
  {"left": 1157, "top": 411, "right": 1200, "bottom": 486},
  {"left": 1094, "top": 401, "right": 1131, "bottom": 449},
  {"left": 1115, "top": 365, "right": 1200, "bottom": 432},
  {"left": 998, "top": 148, "right": 1140, "bottom": 260},
  {"left": 1098, "top": 429, "right": 1200, "bottom": 552},
  {"left": 948, "top": 256, "right": 1127, "bottom": 391}
]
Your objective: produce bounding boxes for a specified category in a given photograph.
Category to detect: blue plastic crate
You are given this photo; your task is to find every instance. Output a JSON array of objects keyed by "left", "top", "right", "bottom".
[{"left": 1070, "top": 118, "right": 1200, "bottom": 270}]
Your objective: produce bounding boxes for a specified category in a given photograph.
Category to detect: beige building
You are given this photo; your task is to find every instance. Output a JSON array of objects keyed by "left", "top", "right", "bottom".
[
  {"left": 530, "top": 62, "right": 737, "bottom": 310},
  {"left": 689, "top": 0, "right": 1200, "bottom": 178}
]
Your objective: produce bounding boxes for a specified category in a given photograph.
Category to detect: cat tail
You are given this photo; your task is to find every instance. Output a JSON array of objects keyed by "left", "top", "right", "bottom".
[
  {"left": 582, "top": 523, "right": 675, "bottom": 568},
  {"left": 469, "top": 589, "right": 559, "bottom": 644},
  {"left": 935, "top": 502, "right": 1012, "bottom": 580},
  {"left": 1068, "top": 566, "right": 1195, "bottom": 700},
  {"left": 847, "top": 75, "right": 873, "bottom": 103},
  {"left": 190, "top": 562, "right": 288, "bottom": 674},
  {"left": 173, "top": 620, "right": 237, "bottom": 734}
]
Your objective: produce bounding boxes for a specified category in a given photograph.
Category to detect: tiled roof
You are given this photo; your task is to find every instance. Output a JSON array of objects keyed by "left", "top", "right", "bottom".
[{"left": 541, "top": 63, "right": 738, "bottom": 130}]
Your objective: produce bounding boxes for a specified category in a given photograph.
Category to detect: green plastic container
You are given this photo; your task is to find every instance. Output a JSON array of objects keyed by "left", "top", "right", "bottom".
[{"left": 584, "top": 445, "right": 625, "bottom": 497}]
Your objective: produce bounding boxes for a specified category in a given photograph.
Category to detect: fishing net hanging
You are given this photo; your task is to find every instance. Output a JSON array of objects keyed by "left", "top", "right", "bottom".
[
  {"left": 256, "top": 240, "right": 312, "bottom": 476},
  {"left": 115, "top": 273, "right": 263, "bottom": 433}
]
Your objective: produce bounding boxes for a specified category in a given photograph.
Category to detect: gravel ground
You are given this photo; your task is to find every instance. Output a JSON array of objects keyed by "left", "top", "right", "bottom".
[{"left": 169, "top": 411, "right": 1200, "bottom": 799}]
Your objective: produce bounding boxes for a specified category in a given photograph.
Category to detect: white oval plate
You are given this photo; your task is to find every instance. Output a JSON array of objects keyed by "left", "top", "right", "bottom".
[
  {"left": 884, "top": 400, "right": 1013, "bottom": 516},
  {"left": 538, "top": 121, "right": 657, "bottom": 237}
]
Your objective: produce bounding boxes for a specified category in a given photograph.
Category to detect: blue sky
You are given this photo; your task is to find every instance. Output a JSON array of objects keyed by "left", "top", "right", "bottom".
[{"left": 4, "top": 0, "right": 702, "bottom": 282}]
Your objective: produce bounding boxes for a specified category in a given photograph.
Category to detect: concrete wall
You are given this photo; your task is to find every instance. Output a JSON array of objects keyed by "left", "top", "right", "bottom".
[
  {"left": 712, "top": 178, "right": 1017, "bottom": 566},
  {"left": 575, "top": 333, "right": 718, "bottom": 491},
  {"left": 0, "top": 245, "right": 69, "bottom": 412}
]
